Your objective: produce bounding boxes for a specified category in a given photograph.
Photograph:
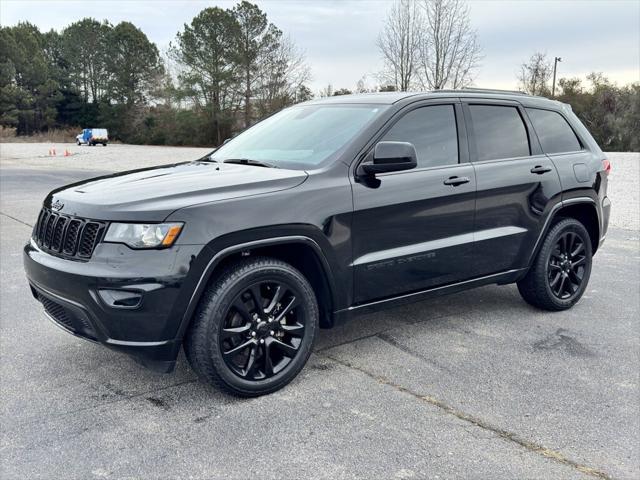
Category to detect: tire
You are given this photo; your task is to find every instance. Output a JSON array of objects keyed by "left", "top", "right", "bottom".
[
  {"left": 185, "top": 256, "right": 319, "bottom": 397},
  {"left": 517, "top": 218, "right": 593, "bottom": 311},
  {"left": 76, "top": 140, "right": 81, "bottom": 146},
  {"left": 102, "top": 143, "right": 107, "bottom": 146}
]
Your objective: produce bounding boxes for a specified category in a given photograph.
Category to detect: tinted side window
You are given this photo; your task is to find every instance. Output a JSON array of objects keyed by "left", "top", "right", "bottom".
[
  {"left": 382, "top": 105, "right": 458, "bottom": 168},
  {"left": 469, "top": 105, "right": 530, "bottom": 161},
  {"left": 526, "top": 108, "right": 581, "bottom": 154}
]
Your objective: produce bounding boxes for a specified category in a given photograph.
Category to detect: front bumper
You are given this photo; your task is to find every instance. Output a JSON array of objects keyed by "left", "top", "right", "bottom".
[{"left": 23, "top": 239, "right": 204, "bottom": 372}]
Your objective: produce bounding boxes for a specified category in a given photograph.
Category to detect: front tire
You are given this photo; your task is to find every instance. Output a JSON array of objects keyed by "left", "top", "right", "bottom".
[
  {"left": 185, "top": 257, "right": 318, "bottom": 397},
  {"left": 517, "top": 218, "right": 593, "bottom": 311}
]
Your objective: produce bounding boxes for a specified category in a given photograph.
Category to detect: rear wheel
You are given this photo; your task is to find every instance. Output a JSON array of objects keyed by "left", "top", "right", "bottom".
[
  {"left": 185, "top": 257, "right": 318, "bottom": 397},
  {"left": 517, "top": 218, "right": 592, "bottom": 311}
]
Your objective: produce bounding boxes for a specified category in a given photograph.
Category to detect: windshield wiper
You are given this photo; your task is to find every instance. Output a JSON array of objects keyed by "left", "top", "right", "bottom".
[{"left": 223, "top": 158, "right": 277, "bottom": 168}]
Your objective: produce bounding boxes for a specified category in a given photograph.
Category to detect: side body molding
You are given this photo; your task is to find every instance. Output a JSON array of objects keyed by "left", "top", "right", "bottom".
[{"left": 175, "top": 235, "right": 338, "bottom": 340}]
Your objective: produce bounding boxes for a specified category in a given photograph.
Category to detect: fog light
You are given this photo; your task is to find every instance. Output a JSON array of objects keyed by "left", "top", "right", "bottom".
[{"left": 98, "top": 289, "right": 143, "bottom": 309}]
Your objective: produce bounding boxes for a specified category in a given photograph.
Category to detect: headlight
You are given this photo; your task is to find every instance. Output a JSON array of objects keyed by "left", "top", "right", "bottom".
[{"left": 104, "top": 222, "right": 183, "bottom": 249}]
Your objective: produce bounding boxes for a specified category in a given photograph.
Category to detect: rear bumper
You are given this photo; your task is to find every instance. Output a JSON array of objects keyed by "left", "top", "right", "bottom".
[
  {"left": 23, "top": 239, "right": 205, "bottom": 372},
  {"left": 600, "top": 195, "right": 611, "bottom": 246}
]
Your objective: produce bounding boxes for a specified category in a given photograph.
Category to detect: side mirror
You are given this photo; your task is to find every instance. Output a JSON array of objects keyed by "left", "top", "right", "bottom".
[{"left": 360, "top": 141, "right": 417, "bottom": 176}]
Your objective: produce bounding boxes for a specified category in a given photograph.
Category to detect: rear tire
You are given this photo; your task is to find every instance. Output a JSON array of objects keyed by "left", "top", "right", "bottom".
[
  {"left": 185, "top": 257, "right": 318, "bottom": 397},
  {"left": 517, "top": 218, "right": 592, "bottom": 311}
]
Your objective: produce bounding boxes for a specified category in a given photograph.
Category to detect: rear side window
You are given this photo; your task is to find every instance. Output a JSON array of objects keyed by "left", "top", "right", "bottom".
[
  {"left": 468, "top": 105, "right": 530, "bottom": 161},
  {"left": 382, "top": 105, "right": 458, "bottom": 168},
  {"left": 526, "top": 108, "right": 582, "bottom": 154}
]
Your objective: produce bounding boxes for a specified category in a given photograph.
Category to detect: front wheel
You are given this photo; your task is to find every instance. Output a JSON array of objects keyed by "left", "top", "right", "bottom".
[
  {"left": 185, "top": 257, "right": 318, "bottom": 397},
  {"left": 517, "top": 218, "right": 593, "bottom": 311}
]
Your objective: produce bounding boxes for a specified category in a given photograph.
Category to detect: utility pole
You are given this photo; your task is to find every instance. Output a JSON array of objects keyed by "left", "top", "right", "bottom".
[{"left": 552, "top": 56, "right": 562, "bottom": 97}]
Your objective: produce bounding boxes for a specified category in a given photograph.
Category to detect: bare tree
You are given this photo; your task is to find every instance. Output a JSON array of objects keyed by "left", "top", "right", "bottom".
[
  {"left": 254, "top": 33, "right": 311, "bottom": 115},
  {"left": 376, "top": 0, "right": 423, "bottom": 91},
  {"left": 518, "top": 52, "right": 552, "bottom": 95},
  {"left": 417, "top": 0, "right": 481, "bottom": 90},
  {"left": 320, "top": 84, "right": 333, "bottom": 98}
]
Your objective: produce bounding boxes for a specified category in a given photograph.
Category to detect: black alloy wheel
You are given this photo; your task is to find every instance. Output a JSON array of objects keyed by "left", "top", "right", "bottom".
[
  {"left": 517, "top": 218, "right": 593, "bottom": 311},
  {"left": 547, "top": 231, "right": 588, "bottom": 300},
  {"left": 185, "top": 257, "right": 318, "bottom": 397},
  {"left": 220, "top": 280, "right": 306, "bottom": 380}
]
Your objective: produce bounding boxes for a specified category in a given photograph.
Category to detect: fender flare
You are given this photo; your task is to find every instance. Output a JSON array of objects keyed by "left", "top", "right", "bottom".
[
  {"left": 525, "top": 196, "right": 598, "bottom": 268},
  {"left": 174, "top": 235, "right": 337, "bottom": 341}
]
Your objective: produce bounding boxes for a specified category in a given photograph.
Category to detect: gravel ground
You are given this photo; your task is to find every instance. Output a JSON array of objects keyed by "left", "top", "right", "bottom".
[
  {"left": 0, "top": 142, "right": 212, "bottom": 172},
  {"left": 1, "top": 143, "right": 639, "bottom": 479},
  {"left": 606, "top": 152, "right": 640, "bottom": 231}
]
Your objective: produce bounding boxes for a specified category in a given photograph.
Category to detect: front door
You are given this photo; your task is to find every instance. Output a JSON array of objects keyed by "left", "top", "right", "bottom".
[{"left": 351, "top": 102, "right": 476, "bottom": 304}]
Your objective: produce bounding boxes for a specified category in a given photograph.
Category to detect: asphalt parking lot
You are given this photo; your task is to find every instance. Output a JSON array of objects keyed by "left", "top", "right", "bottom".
[{"left": 1, "top": 144, "right": 639, "bottom": 479}]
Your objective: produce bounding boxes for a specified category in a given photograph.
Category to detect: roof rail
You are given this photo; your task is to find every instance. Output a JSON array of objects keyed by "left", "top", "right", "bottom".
[{"left": 434, "top": 88, "right": 529, "bottom": 95}]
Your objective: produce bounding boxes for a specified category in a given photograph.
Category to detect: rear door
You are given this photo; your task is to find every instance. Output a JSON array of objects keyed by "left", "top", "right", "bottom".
[
  {"left": 351, "top": 100, "right": 476, "bottom": 304},
  {"left": 524, "top": 106, "right": 597, "bottom": 199},
  {"left": 463, "top": 100, "right": 563, "bottom": 275}
]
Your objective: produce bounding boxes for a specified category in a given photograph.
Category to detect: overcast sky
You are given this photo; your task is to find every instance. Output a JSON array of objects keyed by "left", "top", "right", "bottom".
[{"left": 2, "top": 0, "right": 638, "bottom": 92}]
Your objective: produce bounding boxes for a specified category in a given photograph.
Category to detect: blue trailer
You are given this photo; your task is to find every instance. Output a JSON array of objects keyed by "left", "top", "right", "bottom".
[{"left": 76, "top": 128, "right": 108, "bottom": 146}]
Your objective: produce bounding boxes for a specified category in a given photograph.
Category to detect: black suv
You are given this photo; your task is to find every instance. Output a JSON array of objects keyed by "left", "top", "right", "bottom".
[{"left": 24, "top": 90, "right": 611, "bottom": 396}]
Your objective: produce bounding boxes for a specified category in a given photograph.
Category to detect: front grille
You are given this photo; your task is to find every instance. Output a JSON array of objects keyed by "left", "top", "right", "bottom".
[{"left": 33, "top": 207, "right": 106, "bottom": 260}]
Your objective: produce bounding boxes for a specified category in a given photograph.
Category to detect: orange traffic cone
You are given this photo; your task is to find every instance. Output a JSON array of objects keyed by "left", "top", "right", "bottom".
[
  {"left": 64, "top": 149, "right": 70, "bottom": 157},
  {"left": 51, "top": 146, "right": 56, "bottom": 156}
]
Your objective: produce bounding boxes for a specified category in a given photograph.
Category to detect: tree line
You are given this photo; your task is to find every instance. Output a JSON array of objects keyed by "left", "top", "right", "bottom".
[
  {"left": 1, "top": 0, "right": 637, "bottom": 151},
  {"left": 1, "top": 1, "right": 311, "bottom": 146},
  {"left": 518, "top": 52, "right": 638, "bottom": 152}
]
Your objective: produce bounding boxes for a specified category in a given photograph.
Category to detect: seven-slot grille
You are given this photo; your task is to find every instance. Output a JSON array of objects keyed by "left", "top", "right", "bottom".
[{"left": 33, "top": 207, "right": 106, "bottom": 259}]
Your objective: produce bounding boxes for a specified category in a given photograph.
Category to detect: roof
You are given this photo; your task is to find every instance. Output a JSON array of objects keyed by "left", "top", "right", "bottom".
[
  {"left": 304, "top": 92, "right": 421, "bottom": 105},
  {"left": 304, "top": 89, "right": 562, "bottom": 109}
]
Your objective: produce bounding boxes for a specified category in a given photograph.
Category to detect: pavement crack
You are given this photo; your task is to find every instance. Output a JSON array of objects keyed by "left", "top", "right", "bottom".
[
  {"left": 376, "top": 332, "right": 454, "bottom": 374},
  {"left": 315, "top": 310, "right": 462, "bottom": 354},
  {"left": 322, "top": 353, "right": 612, "bottom": 480},
  {"left": 315, "top": 331, "right": 383, "bottom": 353},
  {"left": 0, "top": 211, "right": 32, "bottom": 228}
]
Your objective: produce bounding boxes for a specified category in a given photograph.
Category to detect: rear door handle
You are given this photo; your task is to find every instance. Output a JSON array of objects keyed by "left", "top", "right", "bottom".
[
  {"left": 530, "top": 165, "right": 552, "bottom": 174},
  {"left": 443, "top": 176, "right": 470, "bottom": 186}
]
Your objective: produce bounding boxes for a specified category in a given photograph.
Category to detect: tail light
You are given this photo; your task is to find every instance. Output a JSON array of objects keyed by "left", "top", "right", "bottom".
[{"left": 602, "top": 159, "right": 611, "bottom": 175}]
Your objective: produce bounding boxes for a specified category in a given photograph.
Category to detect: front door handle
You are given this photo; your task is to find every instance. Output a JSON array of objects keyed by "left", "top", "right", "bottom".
[
  {"left": 443, "top": 176, "right": 470, "bottom": 186},
  {"left": 530, "top": 165, "right": 552, "bottom": 174}
]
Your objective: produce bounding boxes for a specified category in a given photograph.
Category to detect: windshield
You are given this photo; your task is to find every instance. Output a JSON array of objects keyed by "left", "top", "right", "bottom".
[{"left": 209, "top": 104, "right": 387, "bottom": 169}]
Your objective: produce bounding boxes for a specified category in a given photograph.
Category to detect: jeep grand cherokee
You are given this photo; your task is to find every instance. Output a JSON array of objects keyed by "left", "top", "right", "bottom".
[{"left": 24, "top": 90, "right": 611, "bottom": 396}]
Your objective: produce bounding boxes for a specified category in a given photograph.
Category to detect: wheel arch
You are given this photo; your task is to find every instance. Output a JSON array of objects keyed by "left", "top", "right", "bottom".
[
  {"left": 177, "top": 235, "right": 338, "bottom": 342},
  {"left": 554, "top": 201, "right": 600, "bottom": 254},
  {"left": 527, "top": 198, "right": 600, "bottom": 269}
]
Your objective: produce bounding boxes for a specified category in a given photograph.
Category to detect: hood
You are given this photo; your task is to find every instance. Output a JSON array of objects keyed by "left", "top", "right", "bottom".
[{"left": 45, "top": 161, "right": 308, "bottom": 221}]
